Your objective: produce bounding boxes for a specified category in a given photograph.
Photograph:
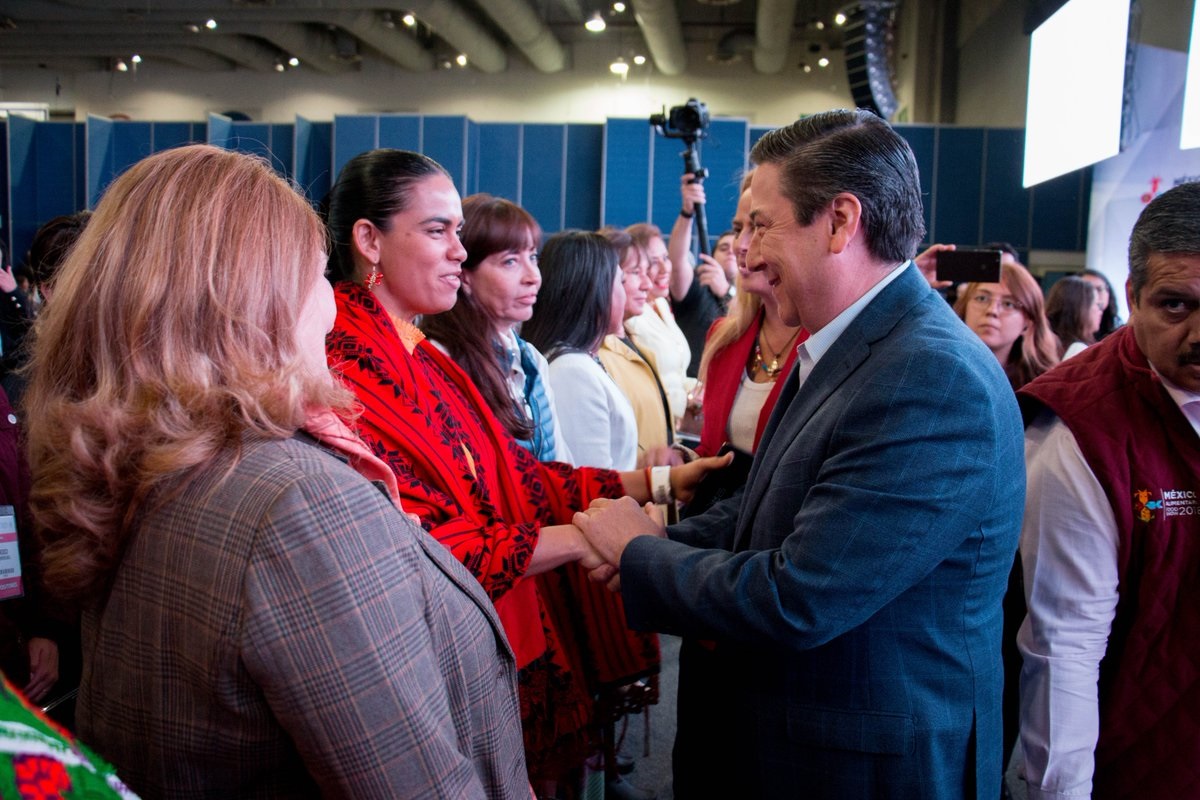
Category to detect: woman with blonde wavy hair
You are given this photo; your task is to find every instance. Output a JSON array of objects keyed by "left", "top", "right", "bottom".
[{"left": 24, "top": 144, "right": 529, "bottom": 799}]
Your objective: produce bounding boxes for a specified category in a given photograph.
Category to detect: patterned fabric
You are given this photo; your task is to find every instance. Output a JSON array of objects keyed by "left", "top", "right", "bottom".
[
  {"left": 77, "top": 434, "right": 529, "bottom": 799},
  {"left": 0, "top": 673, "right": 138, "bottom": 799},
  {"left": 328, "top": 281, "right": 659, "bottom": 779}
]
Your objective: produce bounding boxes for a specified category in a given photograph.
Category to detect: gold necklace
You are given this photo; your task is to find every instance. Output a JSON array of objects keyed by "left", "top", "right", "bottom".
[{"left": 753, "top": 326, "right": 801, "bottom": 379}]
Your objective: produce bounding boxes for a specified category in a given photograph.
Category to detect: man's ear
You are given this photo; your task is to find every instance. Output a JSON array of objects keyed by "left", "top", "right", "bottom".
[
  {"left": 351, "top": 219, "right": 381, "bottom": 273},
  {"left": 827, "top": 193, "right": 863, "bottom": 255}
]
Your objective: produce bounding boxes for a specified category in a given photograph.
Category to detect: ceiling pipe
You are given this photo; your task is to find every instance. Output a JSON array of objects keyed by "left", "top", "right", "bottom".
[
  {"left": 754, "top": 0, "right": 800, "bottom": 74},
  {"left": 30, "top": 0, "right": 509, "bottom": 74},
  {"left": 211, "top": 22, "right": 356, "bottom": 75},
  {"left": 629, "top": 0, "right": 687, "bottom": 75},
  {"left": 0, "top": 43, "right": 236, "bottom": 71},
  {"left": 5, "top": 23, "right": 280, "bottom": 72},
  {"left": 472, "top": 0, "right": 568, "bottom": 72}
]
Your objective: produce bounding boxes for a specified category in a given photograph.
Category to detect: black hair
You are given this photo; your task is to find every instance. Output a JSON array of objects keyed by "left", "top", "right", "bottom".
[
  {"left": 323, "top": 149, "right": 450, "bottom": 282},
  {"left": 523, "top": 230, "right": 618, "bottom": 358}
]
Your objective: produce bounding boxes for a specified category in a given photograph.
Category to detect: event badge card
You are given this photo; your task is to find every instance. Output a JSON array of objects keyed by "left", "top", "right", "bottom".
[{"left": 0, "top": 505, "right": 24, "bottom": 600}]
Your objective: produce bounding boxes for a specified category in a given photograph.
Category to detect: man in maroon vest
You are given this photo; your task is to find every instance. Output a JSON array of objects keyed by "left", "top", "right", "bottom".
[{"left": 1016, "top": 182, "right": 1200, "bottom": 800}]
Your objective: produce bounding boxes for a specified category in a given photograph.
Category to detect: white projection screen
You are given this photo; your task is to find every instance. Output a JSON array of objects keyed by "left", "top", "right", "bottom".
[
  {"left": 1182, "top": 0, "right": 1200, "bottom": 149},
  {"left": 1023, "top": 0, "right": 1132, "bottom": 187}
]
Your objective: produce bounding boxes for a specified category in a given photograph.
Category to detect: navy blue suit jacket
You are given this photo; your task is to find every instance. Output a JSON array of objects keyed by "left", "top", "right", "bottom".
[{"left": 621, "top": 265, "right": 1024, "bottom": 799}]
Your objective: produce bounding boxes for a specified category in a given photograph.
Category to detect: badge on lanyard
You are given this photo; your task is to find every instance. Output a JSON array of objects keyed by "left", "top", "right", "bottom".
[{"left": 0, "top": 505, "right": 24, "bottom": 600}]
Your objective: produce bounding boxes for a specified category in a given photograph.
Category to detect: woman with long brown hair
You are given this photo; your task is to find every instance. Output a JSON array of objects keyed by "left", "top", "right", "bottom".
[
  {"left": 955, "top": 260, "right": 1060, "bottom": 391},
  {"left": 25, "top": 145, "right": 529, "bottom": 799}
]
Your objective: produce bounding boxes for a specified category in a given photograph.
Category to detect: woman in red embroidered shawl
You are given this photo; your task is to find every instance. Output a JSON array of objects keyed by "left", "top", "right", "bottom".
[{"left": 323, "top": 149, "right": 728, "bottom": 792}]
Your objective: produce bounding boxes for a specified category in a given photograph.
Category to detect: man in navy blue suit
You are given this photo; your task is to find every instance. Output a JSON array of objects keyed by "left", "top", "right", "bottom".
[{"left": 576, "top": 109, "right": 1025, "bottom": 799}]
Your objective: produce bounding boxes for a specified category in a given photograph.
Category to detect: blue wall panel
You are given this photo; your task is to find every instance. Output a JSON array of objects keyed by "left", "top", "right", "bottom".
[
  {"left": 226, "top": 122, "right": 272, "bottom": 163},
  {"left": 7, "top": 115, "right": 37, "bottom": 268},
  {"left": 466, "top": 121, "right": 479, "bottom": 196},
  {"left": 475, "top": 123, "right": 521, "bottom": 201},
  {"left": 34, "top": 123, "right": 78, "bottom": 226},
  {"left": 896, "top": 125, "right": 937, "bottom": 245},
  {"left": 564, "top": 124, "right": 603, "bottom": 231},
  {"left": 86, "top": 116, "right": 113, "bottom": 209},
  {"left": 933, "top": 127, "right": 985, "bottom": 246},
  {"left": 981, "top": 129, "right": 1030, "bottom": 250},
  {"left": 333, "top": 115, "right": 378, "bottom": 177},
  {"left": 521, "top": 124, "right": 565, "bottom": 232},
  {"left": 423, "top": 116, "right": 468, "bottom": 193},
  {"left": 651, "top": 132, "right": 686, "bottom": 232},
  {"left": 0, "top": 120, "right": 8, "bottom": 264},
  {"left": 1031, "top": 170, "right": 1087, "bottom": 251},
  {"left": 378, "top": 115, "right": 421, "bottom": 152},
  {"left": 152, "top": 122, "right": 196, "bottom": 153},
  {"left": 74, "top": 123, "right": 86, "bottom": 213},
  {"left": 295, "top": 118, "right": 333, "bottom": 204},
  {"left": 269, "top": 123, "right": 294, "bottom": 181},
  {"left": 603, "top": 119, "right": 652, "bottom": 227},
  {"left": 207, "top": 113, "right": 233, "bottom": 149}
]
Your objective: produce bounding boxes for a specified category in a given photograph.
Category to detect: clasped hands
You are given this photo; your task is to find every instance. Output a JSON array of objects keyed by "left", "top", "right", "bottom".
[{"left": 573, "top": 497, "right": 667, "bottom": 592}]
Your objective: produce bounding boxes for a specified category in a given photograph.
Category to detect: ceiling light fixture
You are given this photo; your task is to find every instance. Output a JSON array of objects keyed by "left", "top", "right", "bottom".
[
  {"left": 131, "top": 54, "right": 142, "bottom": 64},
  {"left": 205, "top": 18, "right": 218, "bottom": 30},
  {"left": 114, "top": 58, "right": 128, "bottom": 72},
  {"left": 818, "top": 56, "right": 830, "bottom": 67},
  {"left": 185, "top": 23, "right": 200, "bottom": 33},
  {"left": 455, "top": 53, "right": 468, "bottom": 67},
  {"left": 803, "top": 63, "right": 813, "bottom": 73},
  {"left": 274, "top": 59, "right": 285, "bottom": 72},
  {"left": 402, "top": 13, "right": 417, "bottom": 27},
  {"left": 633, "top": 54, "right": 646, "bottom": 65},
  {"left": 613, "top": 2, "right": 627, "bottom": 12},
  {"left": 834, "top": 12, "right": 847, "bottom": 26},
  {"left": 609, "top": 56, "right": 628, "bottom": 76},
  {"left": 288, "top": 56, "right": 300, "bottom": 67},
  {"left": 585, "top": 12, "right": 606, "bottom": 33}
]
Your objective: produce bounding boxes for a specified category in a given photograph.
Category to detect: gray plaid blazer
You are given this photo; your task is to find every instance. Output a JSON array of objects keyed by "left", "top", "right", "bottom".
[{"left": 77, "top": 433, "right": 528, "bottom": 799}]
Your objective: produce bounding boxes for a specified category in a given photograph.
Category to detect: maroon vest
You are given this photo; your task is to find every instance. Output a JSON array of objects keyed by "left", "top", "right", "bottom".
[{"left": 1019, "top": 326, "right": 1200, "bottom": 800}]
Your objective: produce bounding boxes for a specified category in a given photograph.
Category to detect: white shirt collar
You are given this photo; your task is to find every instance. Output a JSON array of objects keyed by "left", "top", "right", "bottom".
[
  {"left": 798, "top": 260, "right": 910, "bottom": 368},
  {"left": 1154, "top": 365, "right": 1200, "bottom": 438}
]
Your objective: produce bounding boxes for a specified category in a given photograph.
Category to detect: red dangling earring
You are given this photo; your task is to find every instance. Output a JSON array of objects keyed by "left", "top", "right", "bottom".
[{"left": 365, "top": 263, "right": 382, "bottom": 291}]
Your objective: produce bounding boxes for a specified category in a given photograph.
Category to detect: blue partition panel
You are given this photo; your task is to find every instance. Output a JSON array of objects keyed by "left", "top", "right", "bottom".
[
  {"left": 207, "top": 113, "right": 233, "bottom": 149},
  {"left": 152, "top": 122, "right": 197, "bottom": 153},
  {"left": 896, "top": 125, "right": 937, "bottom": 245},
  {"left": 475, "top": 123, "right": 521, "bottom": 201},
  {"left": 981, "top": 129, "right": 1030, "bottom": 249},
  {"left": 750, "top": 125, "right": 774, "bottom": 150},
  {"left": 564, "top": 123, "right": 603, "bottom": 231},
  {"left": 602, "top": 118, "right": 653, "bottom": 227},
  {"left": 522, "top": 124, "right": 566, "bottom": 232},
  {"left": 332, "top": 115, "right": 378, "bottom": 177},
  {"left": 1031, "top": 170, "right": 1088, "bottom": 252},
  {"left": 0, "top": 120, "right": 8, "bottom": 263},
  {"left": 423, "top": 116, "right": 468, "bottom": 193},
  {"left": 5, "top": 118, "right": 83, "bottom": 266},
  {"left": 7, "top": 115, "right": 37, "bottom": 267},
  {"left": 379, "top": 115, "right": 421, "bottom": 153},
  {"left": 86, "top": 115, "right": 113, "bottom": 209},
  {"left": 269, "top": 123, "right": 294, "bottom": 181},
  {"left": 295, "top": 117, "right": 333, "bottom": 205},
  {"left": 933, "top": 127, "right": 985, "bottom": 246}
]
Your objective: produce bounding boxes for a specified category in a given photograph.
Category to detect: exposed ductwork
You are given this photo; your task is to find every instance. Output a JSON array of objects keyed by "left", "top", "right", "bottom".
[
  {"left": 0, "top": 42, "right": 239, "bottom": 72},
  {"left": 630, "top": 0, "right": 687, "bottom": 75},
  {"left": 472, "top": 0, "right": 568, "bottom": 73},
  {"left": 754, "top": 0, "right": 800, "bottom": 74}
]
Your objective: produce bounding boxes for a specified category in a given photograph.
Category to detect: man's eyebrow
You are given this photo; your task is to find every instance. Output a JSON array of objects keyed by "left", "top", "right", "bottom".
[{"left": 420, "top": 215, "right": 455, "bottom": 226}]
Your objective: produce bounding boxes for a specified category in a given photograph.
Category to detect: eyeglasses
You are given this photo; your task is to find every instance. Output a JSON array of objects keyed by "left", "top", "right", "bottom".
[{"left": 970, "top": 292, "right": 1025, "bottom": 316}]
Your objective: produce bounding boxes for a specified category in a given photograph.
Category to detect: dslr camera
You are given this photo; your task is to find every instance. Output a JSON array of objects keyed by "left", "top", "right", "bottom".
[{"left": 650, "top": 98, "right": 711, "bottom": 140}]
